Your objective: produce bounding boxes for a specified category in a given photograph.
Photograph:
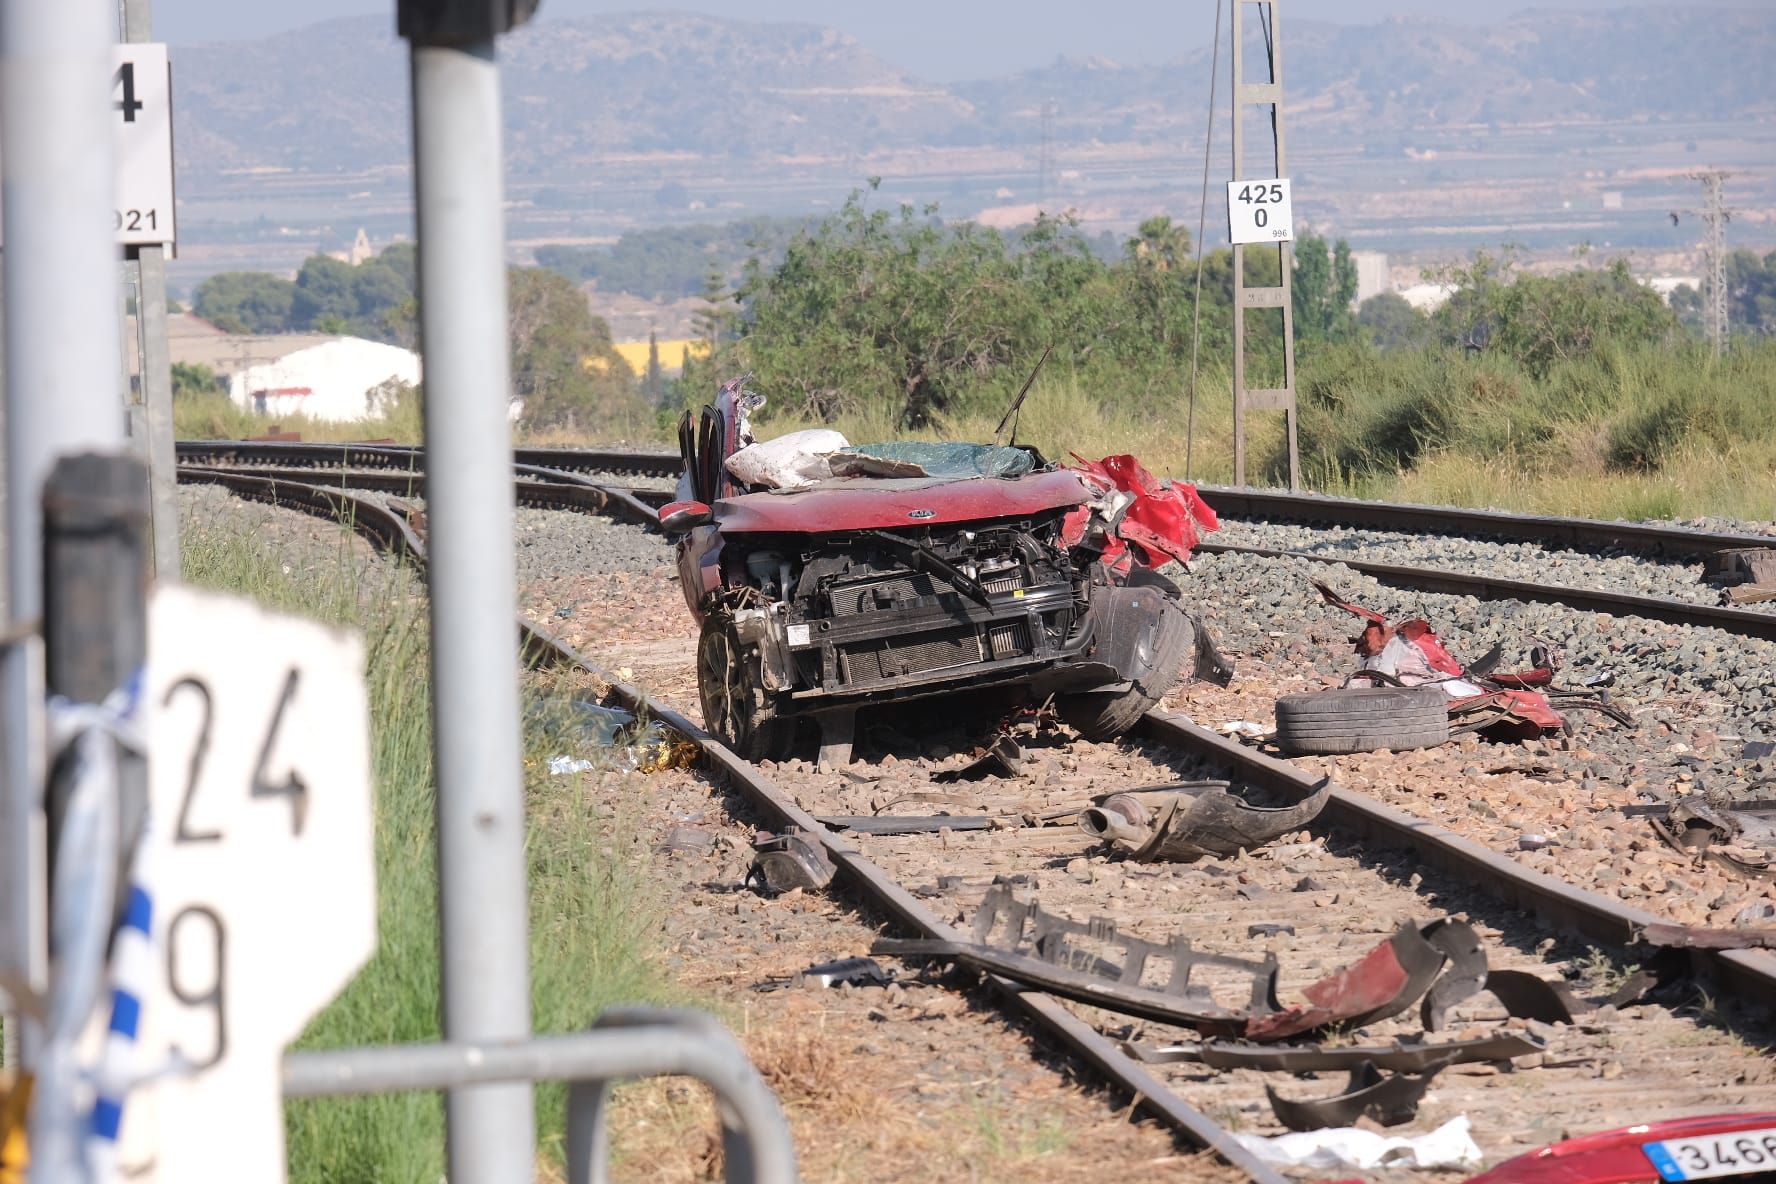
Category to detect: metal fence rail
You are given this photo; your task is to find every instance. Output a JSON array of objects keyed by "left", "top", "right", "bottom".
[{"left": 283, "top": 1009, "right": 797, "bottom": 1184}]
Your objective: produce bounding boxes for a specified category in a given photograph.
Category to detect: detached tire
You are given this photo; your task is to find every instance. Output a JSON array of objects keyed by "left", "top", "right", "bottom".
[
  {"left": 1061, "top": 604, "right": 1194, "bottom": 742},
  {"left": 1274, "top": 686, "right": 1449, "bottom": 756}
]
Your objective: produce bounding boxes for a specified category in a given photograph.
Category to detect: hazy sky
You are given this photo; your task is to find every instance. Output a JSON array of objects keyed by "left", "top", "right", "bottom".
[{"left": 154, "top": 0, "right": 1675, "bottom": 80}]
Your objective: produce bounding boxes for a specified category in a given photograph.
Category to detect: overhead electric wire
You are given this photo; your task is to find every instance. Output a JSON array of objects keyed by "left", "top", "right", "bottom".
[{"left": 1184, "top": 0, "right": 1225, "bottom": 483}]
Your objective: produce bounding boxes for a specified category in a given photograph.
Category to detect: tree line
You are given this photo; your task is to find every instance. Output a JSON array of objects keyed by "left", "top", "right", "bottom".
[{"left": 187, "top": 247, "right": 648, "bottom": 435}]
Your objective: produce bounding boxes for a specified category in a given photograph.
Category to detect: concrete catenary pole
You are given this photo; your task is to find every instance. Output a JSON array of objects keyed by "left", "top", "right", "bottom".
[
  {"left": 1, "top": 0, "right": 129, "bottom": 1064},
  {"left": 398, "top": 0, "right": 540, "bottom": 1176},
  {"left": 120, "top": 0, "right": 180, "bottom": 578}
]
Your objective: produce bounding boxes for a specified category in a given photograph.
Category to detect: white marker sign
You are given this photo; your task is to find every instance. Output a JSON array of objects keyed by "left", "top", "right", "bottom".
[
  {"left": 122, "top": 586, "right": 375, "bottom": 1183},
  {"left": 0, "top": 43, "right": 178, "bottom": 248},
  {"left": 1227, "top": 178, "right": 1294, "bottom": 245},
  {"left": 113, "top": 43, "right": 178, "bottom": 247}
]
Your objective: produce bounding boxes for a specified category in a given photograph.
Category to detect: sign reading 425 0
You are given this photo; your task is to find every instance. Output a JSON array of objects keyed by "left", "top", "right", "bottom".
[{"left": 1226, "top": 178, "right": 1293, "bottom": 245}]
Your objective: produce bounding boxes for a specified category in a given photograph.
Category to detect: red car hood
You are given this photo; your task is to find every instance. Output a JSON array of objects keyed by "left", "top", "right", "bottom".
[{"left": 713, "top": 469, "right": 1094, "bottom": 534}]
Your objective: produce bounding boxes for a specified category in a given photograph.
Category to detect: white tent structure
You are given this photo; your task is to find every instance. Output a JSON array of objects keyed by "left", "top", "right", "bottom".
[{"left": 228, "top": 338, "right": 422, "bottom": 423}]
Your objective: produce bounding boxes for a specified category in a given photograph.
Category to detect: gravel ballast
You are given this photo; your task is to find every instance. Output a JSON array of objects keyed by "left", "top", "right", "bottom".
[{"left": 1212, "top": 517, "right": 1775, "bottom": 612}]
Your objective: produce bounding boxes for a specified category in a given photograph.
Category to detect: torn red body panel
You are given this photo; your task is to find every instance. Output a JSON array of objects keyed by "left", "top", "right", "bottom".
[
  {"left": 1315, "top": 581, "right": 1567, "bottom": 740},
  {"left": 1244, "top": 922, "right": 1445, "bottom": 1041},
  {"left": 1065, "top": 453, "right": 1220, "bottom": 567}
]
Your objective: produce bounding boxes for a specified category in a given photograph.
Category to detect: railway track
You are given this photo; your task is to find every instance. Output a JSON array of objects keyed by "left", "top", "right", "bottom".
[
  {"left": 175, "top": 440, "right": 1776, "bottom": 639},
  {"left": 177, "top": 439, "right": 1773, "bottom": 552},
  {"left": 184, "top": 459, "right": 1776, "bottom": 1180}
]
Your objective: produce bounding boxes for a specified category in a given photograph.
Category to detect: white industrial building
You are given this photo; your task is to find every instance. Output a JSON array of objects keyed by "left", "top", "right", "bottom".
[
  {"left": 1351, "top": 250, "right": 1392, "bottom": 305},
  {"left": 228, "top": 338, "right": 421, "bottom": 423}
]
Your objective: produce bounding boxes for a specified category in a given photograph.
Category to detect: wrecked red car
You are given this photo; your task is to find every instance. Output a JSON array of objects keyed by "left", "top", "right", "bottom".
[{"left": 661, "top": 379, "right": 1231, "bottom": 759}]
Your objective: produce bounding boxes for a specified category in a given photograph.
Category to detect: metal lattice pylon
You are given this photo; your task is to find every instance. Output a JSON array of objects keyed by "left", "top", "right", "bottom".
[{"left": 1230, "top": 0, "right": 1299, "bottom": 489}]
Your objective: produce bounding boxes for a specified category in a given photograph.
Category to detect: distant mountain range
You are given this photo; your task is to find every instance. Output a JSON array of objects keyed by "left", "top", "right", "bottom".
[{"left": 171, "top": 6, "right": 1776, "bottom": 179}]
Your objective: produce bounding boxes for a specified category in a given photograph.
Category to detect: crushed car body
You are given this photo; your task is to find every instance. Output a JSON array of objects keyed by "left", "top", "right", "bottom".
[{"left": 661, "top": 378, "right": 1230, "bottom": 758}]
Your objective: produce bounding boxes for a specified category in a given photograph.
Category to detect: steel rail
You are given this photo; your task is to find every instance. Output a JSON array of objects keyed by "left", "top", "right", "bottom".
[
  {"left": 174, "top": 439, "right": 423, "bottom": 471},
  {"left": 1133, "top": 712, "right": 1776, "bottom": 1006},
  {"left": 176, "top": 467, "right": 427, "bottom": 562},
  {"left": 1196, "top": 540, "right": 1776, "bottom": 641},
  {"left": 175, "top": 439, "right": 681, "bottom": 479},
  {"left": 1196, "top": 485, "right": 1775, "bottom": 562},
  {"left": 176, "top": 450, "right": 1776, "bottom": 642},
  {"left": 177, "top": 439, "right": 1776, "bottom": 559},
  {"left": 193, "top": 464, "right": 1284, "bottom": 1182}
]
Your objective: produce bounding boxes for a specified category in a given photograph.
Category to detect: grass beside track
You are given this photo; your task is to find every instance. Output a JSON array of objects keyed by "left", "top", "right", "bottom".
[{"left": 179, "top": 514, "right": 671, "bottom": 1182}]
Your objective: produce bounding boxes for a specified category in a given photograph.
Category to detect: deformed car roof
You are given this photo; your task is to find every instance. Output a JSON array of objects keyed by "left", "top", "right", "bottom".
[{"left": 712, "top": 468, "right": 1095, "bottom": 534}]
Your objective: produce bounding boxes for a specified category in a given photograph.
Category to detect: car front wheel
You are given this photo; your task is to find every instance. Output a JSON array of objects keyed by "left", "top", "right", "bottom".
[
  {"left": 696, "top": 615, "right": 792, "bottom": 761},
  {"left": 1059, "top": 600, "right": 1194, "bottom": 741}
]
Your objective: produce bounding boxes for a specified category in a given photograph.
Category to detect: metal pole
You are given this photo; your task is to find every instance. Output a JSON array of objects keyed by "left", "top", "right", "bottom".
[
  {"left": 121, "top": 0, "right": 180, "bottom": 579},
  {"left": 401, "top": 3, "right": 537, "bottom": 1175},
  {"left": 1, "top": 0, "right": 128, "bottom": 1054}
]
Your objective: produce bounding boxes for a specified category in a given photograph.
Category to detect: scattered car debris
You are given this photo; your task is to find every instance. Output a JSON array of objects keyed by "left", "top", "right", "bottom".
[
  {"left": 1634, "top": 921, "right": 1776, "bottom": 950},
  {"left": 1651, "top": 797, "right": 1776, "bottom": 880},
  {"left": 1076, "top": 778, "right": 1332, "bottom": 862},
  {"left": 873, "top": 886, "right": 1575, "bottom": 1045},
  {"left": 1710, "top": 547, "right": 1776, "bottom": 606},
  {"left": 1477, "top": 968, "right": 1590, "bottom": 1026},
  {"left": 815, "top": 814, "right": 999, "bottom": 836},
  {"left": 1123, "top": 1032, "right": 1543, "bottom": 1072},
  {"left": 1246, "top": 918, "right": 1478, "bottom": 1041},
  {"left": 933, "top": 734, "right": 1025, "bottom": 783},
  {"left": 755, "top": 956, "right": 897, "bottom": 992},
  {"left": 656, "top": 826, "right": 714, "bottom": 853},
  {"left": 666, "top": 379, "right": 1232, "bottom": 760},
  {"left": 1236, "top": 1114, "right": 1483, "bottom": 1172},
  {"left": 1266, "top": 1058, "right": 1451, "bottom": 1131},
  {"left": 1311, "top": 581, "right": 1632, "bottom": 743},
  {"left": 875, "top": 884, "right": 1282, "bottom": 1034},
  {"left": 747, "top": 828, "right": 836, "bottom": 894}
]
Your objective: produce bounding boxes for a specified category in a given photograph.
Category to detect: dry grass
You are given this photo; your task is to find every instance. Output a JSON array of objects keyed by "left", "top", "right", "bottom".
[{"left": 596, "top": 1007, "right": 1229, "bottom": 1184}]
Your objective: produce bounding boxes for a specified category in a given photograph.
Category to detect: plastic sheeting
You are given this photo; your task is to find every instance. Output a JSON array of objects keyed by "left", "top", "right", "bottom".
[
  {"left": 836, "top": 442, "right": 1036, "bottom": 480},
  {"left": 1235, "top": 1115, "right": 1483, "bottom": 1171}
]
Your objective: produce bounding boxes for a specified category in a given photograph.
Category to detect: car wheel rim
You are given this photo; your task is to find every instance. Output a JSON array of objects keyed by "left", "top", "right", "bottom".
[{"left": 700, "top": 627, "right": 751, "bottom": 749}]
